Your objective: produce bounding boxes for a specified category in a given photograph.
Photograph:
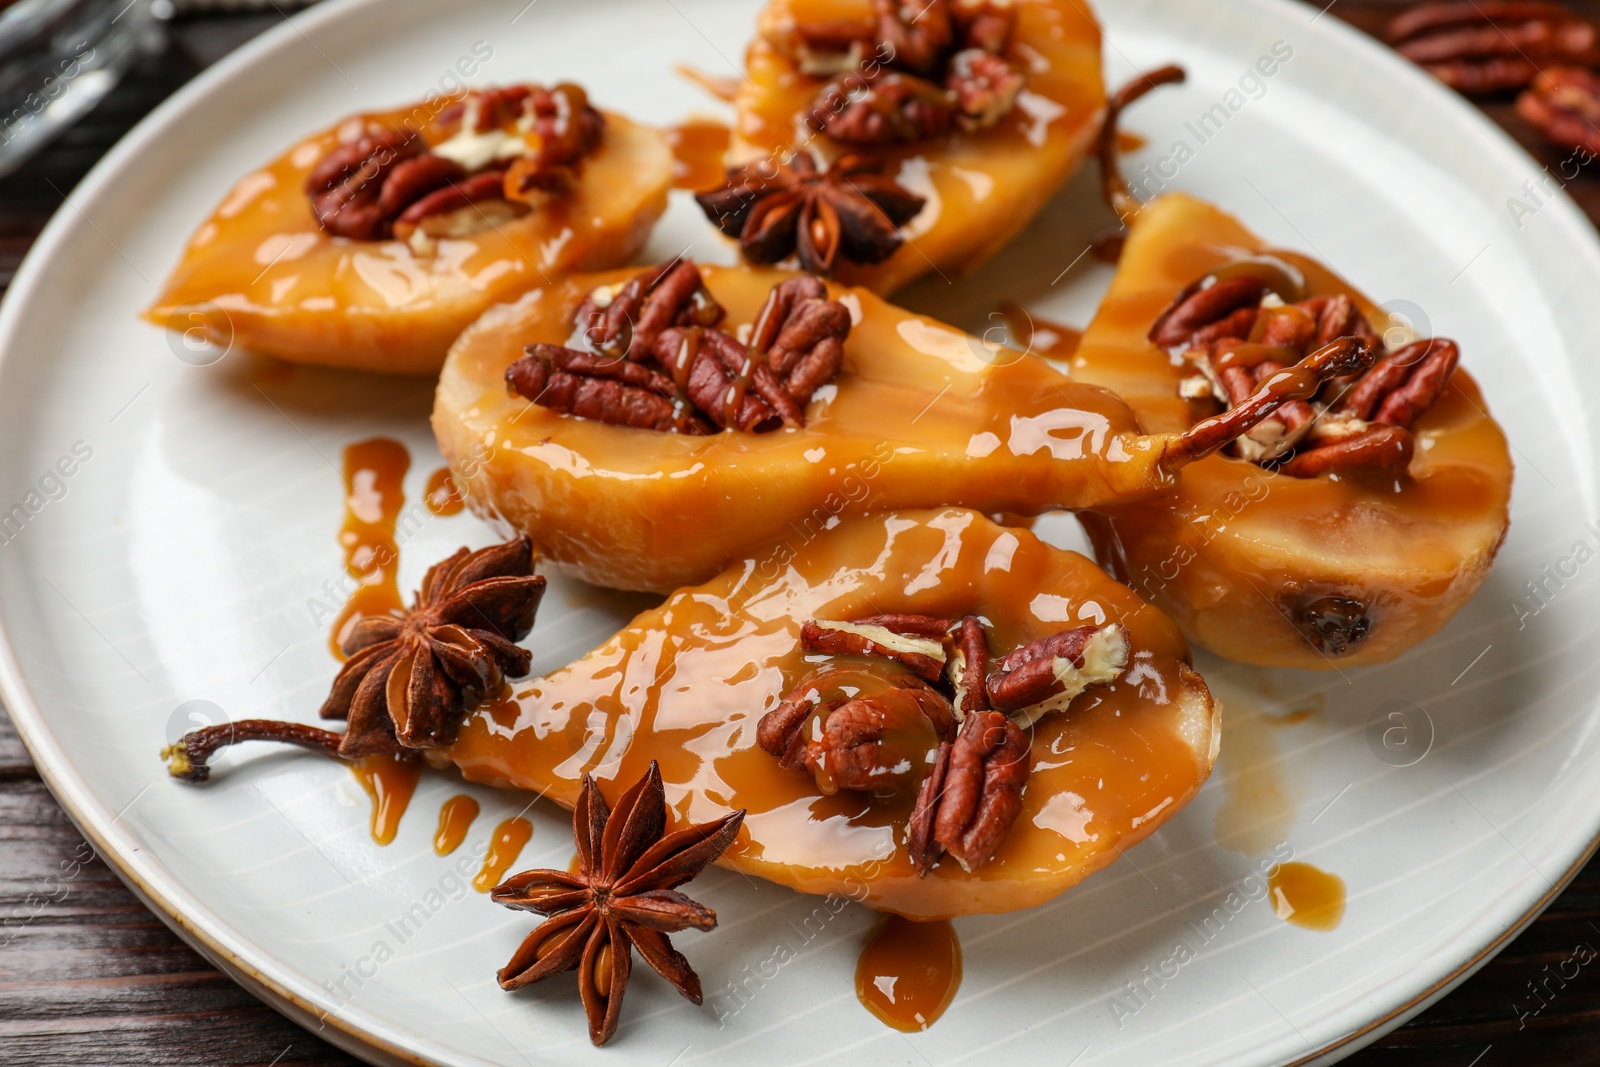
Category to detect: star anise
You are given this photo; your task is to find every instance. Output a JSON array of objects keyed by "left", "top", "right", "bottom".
[
  {"left": 492, "top": 762, "right": 744, "bottom": 1047},
  {"left": 161, "top": 538, "right": 544, "bottom": 782},
  {"left": 695, "top": 153, "right": 925, "bottom": 276},
  {"left": 320, "top": 537, "right": 545, "bottom": 756}
]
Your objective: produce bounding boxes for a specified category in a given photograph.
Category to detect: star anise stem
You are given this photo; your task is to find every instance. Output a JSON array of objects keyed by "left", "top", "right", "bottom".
[
  {"left": 161, "top": 720, "right": 348, "bottom": 783},
  {"left": 162, "top": 537, "right": 544, "bottom": 783}
]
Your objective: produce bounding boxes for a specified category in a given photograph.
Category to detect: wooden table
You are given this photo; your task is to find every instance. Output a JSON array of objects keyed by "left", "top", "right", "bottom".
[{"left": 2, "top": 5, "right": 1599, "bottom": 1064}]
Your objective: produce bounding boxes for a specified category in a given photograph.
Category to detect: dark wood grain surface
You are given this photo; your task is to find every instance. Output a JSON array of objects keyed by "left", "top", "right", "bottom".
[{"left": 2, "top": 4, "right": 1599, "bottom": 1065}]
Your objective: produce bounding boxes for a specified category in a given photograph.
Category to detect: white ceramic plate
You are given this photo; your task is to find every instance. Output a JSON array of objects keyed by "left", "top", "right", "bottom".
[{"left": 4, "top": 0, "right": 1599, "bottom": 1064}]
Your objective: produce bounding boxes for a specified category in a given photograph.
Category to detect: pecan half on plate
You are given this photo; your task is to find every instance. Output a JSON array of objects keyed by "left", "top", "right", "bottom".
[
  {"left": 1517, "top": 65, "right": 1600, "bottom": 154},
  {"left": 1386, "top": 1, "right": 1600, "bottom": 94}
]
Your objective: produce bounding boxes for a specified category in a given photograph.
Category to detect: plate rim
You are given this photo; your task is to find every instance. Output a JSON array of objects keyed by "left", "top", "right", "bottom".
[{"left": 3, "top": 0, "right": 1599, "bottom": 1063}]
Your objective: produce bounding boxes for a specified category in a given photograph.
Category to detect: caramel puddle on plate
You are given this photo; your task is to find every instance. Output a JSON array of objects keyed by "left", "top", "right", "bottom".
[
  {"left": 330, "top": 438, "right": 410, "bottom": 658},
  {"left": 996, "top": 301, "right": 1082, "bottom": 360},
  {"left": 474, "top": 817, "right": 534, "bottom": 892},
  {"left": 855, "top": 916, "right": 962, "bottom": 1032},
  {"left": 434, "top": 795, "right": 481, "bottom": 856},
  {"left": 423, "top": 466, "right": 464, "bottom": 517},
  {"left": 350, "top": 756, "right": 423, "bottom": 845},
  {"left": 1210, "top": 676, "right": 1313, "bottom": 856},
  {"left": 1269, "top": 862, "right": 1346, "bottom": 931},
  {"left": 665, "top": 118, "right": 731, "bottom": 191}
]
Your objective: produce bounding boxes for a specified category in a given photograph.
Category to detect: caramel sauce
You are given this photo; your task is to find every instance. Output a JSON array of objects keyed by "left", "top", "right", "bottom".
[
  {"left": 665, "top": 119, "right": 731, "bottom": 190},
  {"left": 1211, "top": 688, "right": 1299, "bottom": 857},
  {"left": 997, "top": 301, "right": 1082, "bottom": 360},
  {"left": 1072, "top": 194, "right": 1514, "bottom": 668},
  {"left": 675, "top": 64, "right": 741, "bottom": 103},
  {"left": 433, "top": 794, "right": 481, "bottom": 856},
  {"left": 142, "top": 104, "right": 669, "bottom": 374},
  {"left": 445, "top": 509, "right": 1218, "bottom": 919},
  {"left": 330, "top": 438, "right": 409, "bottom": 659},
  {"left": 350, "top": 755, "right": 422, "bottom": 846},
  {"left": 437, "top": 264, "right": 1171, "bottom": 594},
  {"left": 855, "top": 916, "right": 962, "bottom": 1031},
  {"left": 1269, "top": 862, "right": 1346, "bottom": 931},
  {"left": 423, "top": 466, "right": 464, "bottom": 517},
  {"left": 474, "top": 817, "right": 534, "bottom": 892},
  {"left": 729, "top": 0, "right": 1104, "bottom": 293}
]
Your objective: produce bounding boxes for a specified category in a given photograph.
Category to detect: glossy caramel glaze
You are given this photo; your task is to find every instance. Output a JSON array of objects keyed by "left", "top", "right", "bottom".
[
  {"left": 143, "top": 106, "right": 671, "bottom": 375},
  {"left": 445, "top": 509, "right": 1219, "bottom": 919},
  {"left": 1269, "top": 862, "right": 1346, "bottom": 931},
  {"left": 856, "top": 916, "right": 961, "bottom": 1031},
  {"left": 665, "top": 119, "right": 732, "bottom": 190},
  {"left": 1072, "top": 194, "right": 1513, "bottom": 668},
  {"left": 998, "top": 301, "right": 1082, "bottom": 360},
  {"left": 433, "top": 794, "right": 480, "bottom": 856},
  {"left": 423, "top": 466, "right": 464, "bottom": 517},
  {"left": 434, "top": 263, "right": 1173, "bottom": 593},
  {"left": 729, "top": 0, "right": 1104, "bottom": 293},
  {"left": 331, "top": 438, "right": 409, "bottom": 659},
  {"left": 473, "top": 817, "right": 534, "bottom": 892},
  {"left": 350, "top": 755, "right": 422, "bottom": 846}
]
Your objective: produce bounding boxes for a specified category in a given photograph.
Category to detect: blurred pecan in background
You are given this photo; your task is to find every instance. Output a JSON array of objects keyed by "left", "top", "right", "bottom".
[
  {"left": 1517, "top": 65, "right": 1600, "bottom": 152},
  {"left": 1386, "top": 1, "right": 1600, "bottom": 93}
]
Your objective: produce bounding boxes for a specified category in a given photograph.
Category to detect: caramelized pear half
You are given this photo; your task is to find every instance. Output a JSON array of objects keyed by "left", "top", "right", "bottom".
[
  {"left": 446, "top": 508, "right": 1218, "bottom": 919},
  {"left": 1070, "top": 193, "right": 1513, "bottom": 668},
  {"left": 144, "top": 102, "right": 670, "bottom": 375},
  {"left": 728, "top": 0, "right": 1104, "bottom": 292},
  {"left": 433, "top": 263, "right": 1196, "bottom": 593}
]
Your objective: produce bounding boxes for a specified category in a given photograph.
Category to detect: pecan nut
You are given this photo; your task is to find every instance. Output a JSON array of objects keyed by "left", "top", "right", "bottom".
[
  {"left": 812, "top": 71, "right": 956, "bottom": 145},
  {"left": 1334, "top": 338, "right": 1460, "bottom": 428},
  {"left": 757, "top": 667, "right": 954, "bottom": 792},
  {"left": 986, "top": 624, "right": 1131, "bottom": 727},
  {"left": 306, "top": 127, "right": 425, "bottom": 239},
  {"left": 947, "top": 48, "right": 1025, "bottom": 131},
  {"left": 803, "top": 682, "right": 956, "bottom": 795},
  {"left": 1152, "top": 265, "right": 1454, "bottom": 478},
  {"left": 801, "top": 617, "right": 948, "bottom": 682},
  {"left": 1386, "top": 1, "right": 1600, "bottom": 94},
  {"left": 503, "top": 84, "right": 606, "bottom": 197},
  {"left": 508, "top": 264, "right": 851, "bottom": 435},
  {"left": 1274, "top": 424, "right": 1415, "bottom": 479},
  {"left": 575, "top": 259, "right": 725, "bottom": 362},
  {"left": 506, "top": 345, "right": 711, "bottom": 435},
  {"left": 946, "top": 615, "right": 991, "bottom": 720},
  {"left": 907, "top": 710, "right": 1030, "bottom": 874},
  {"left": 1518, "top": 65, "right": 1600, "bottom": 154},
  {"left": 801, "top": 0, "right": 1024, "bottom": 146},
  {"left": 305, "top": 84, "right": 604, "bottom": 245}
]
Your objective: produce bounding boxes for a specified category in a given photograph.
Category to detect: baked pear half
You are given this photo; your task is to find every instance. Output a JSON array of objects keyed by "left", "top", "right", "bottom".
[
  {"left": 446, "top": 509, "right": 1219, "bottom": 919},
  {"left": 434, "top": 258, "right": 1377, "bottom": 593},
  {"left": 702, "top": 0, "right": 1104, "bottom": 292},
  {"left": 1071, "top": 193, "right": 1513, "bottom": 668},
  {"left": 144, "top": 84, "right": 671, "bottom": 375}
]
